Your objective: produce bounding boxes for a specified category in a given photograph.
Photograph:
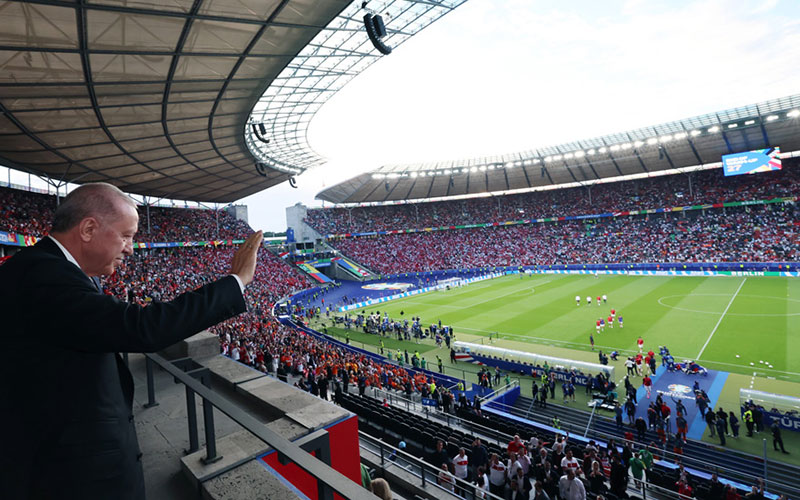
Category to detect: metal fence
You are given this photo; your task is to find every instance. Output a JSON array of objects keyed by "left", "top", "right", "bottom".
[{"left": 141, "top": 353, "right": 377, "bottom": 500}]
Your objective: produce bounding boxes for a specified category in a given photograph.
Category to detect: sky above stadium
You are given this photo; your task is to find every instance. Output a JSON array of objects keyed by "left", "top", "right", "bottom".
[
  {"left": 238, "top": 0, "right": 800, "bottom": 232},
  {"left": 3, "top": 0, "right": 799, "bottom": 233}
]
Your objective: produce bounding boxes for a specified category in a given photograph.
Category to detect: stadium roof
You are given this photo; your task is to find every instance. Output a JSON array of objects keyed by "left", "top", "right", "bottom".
[
  {"left": 317, "top": 94, "right": 800, "bottom": 205},
  {"left": 0, "top": 0, "right": 466, "bottom": 203}
]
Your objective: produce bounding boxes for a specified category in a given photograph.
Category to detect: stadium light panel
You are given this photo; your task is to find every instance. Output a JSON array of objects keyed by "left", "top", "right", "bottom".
[
  {"left": 487, "top": 165, "right": 495, "bottom": 170},
  {"left": 552, "top": 154, "right": 563, "bottom": 161},
  {"left": 708, "top": 126, "right": 720, "bottom": 133},
  {"left": 470, "top": 167, "right": 478, "bottom": 173},
  {"left": 598, "top": 147, "right": 607, "bottom": 153},
  {"left": 727, "top": 123, "right": 738, "bottom": 128},
  {"left": 544, "top": 156, "right": 552, "bottom": 162},
  {"left": 621, "top": 143, "right": 632, "bottom": 150},
  {"left": 659, "top": 135, "right": 673, "bottom": 142},
  {"left": 673, "top": 132, "right": 688, "bottom": 140},
  {"left": 372, "top": 173, "right": 385, "bottom": 179},
  {"left": 587, "top": 149, "right": 596, "bottom": 155},
  {"left": 788, "top": 109, "right": 800, "bottom": 118},
  {"left": 690, "top": 130, "right": 702, "bottom": 136},
  {"left": 479, "top": 165, "right": 487, "bottom": 171},
  {"left": 514, "top": 161, "right": 522, "bottom": 166},
  {"left": 766, "top": 115, "right": 779, "bottom": 121},
  {"left": 646, "top": 138, "right": 658, "bottom": 145},
  {"left": 564, "top": 152, "right": 574, "bottom": 159},
  {"left": 633, "top": 140, "right": 644, "bottom": 147},
  {"left": 609, "top": 145, "right": 620, "bottom": 151},
  {"left": 443, "top": 169, "right": 452, "bottom": 175},
  {"left": 744, "top": 120, "right": 755, "bottom": 125},
  {"left": 574, "top": 151, "right": 585, "bottom": 158},
  {"left": 411, "top": 172, "right": 418, "bottom": 177}
]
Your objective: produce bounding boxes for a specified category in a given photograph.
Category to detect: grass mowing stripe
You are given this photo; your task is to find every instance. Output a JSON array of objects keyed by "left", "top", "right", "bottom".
[{"left": 697, "top": 278, "right": 746, "bottom": 359}]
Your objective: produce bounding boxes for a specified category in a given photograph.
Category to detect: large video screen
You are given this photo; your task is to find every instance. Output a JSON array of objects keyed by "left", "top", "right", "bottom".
[{"left": 722, "top": 147, "right": 782, "bottom": 176}]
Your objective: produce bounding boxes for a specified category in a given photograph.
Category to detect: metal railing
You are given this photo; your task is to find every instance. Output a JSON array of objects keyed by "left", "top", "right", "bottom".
[
  {"left": 142, "top": 353, "right": 377, "bottom": 500},
  {"left": 359, "top": 431, "right": 505, "bottom": 500}
]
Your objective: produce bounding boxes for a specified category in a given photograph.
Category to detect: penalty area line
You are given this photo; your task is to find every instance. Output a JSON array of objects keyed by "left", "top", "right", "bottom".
[{"left": 696, "top": 277, "right": 746, "bottom": 360}]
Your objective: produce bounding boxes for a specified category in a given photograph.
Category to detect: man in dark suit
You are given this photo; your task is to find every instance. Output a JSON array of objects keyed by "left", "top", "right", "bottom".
[{"left": 0, "top": 183, "right": 263, "bottom": 499}]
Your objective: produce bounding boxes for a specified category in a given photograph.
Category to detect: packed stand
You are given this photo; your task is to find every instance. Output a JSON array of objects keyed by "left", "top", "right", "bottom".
[
  {"left": 0, "top": 186, "right": 57, "bottom": 237},
  {"left": 332, "top": 204, "right": 799, "bottom": 274},
  {"left": 0, "top": 185, "right": 251, "bottom": 243},
  {"left": 306, "top": 161, "right": 799, "bottom": 234},
  {"left": 104, "top": 246, "right": 312, "bottom": 332},
  {"left": 136, "top": 206, "right": 252, "bottom": 242}
]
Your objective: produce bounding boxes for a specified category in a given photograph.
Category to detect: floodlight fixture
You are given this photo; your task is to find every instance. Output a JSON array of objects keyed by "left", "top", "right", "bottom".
[
  {"left": 673, "top": 132, "right": 688, "bottom": 140},
  {"left": 470, "top": 167, "right": 478, "bottom": 173},
  {"left": 690, "top": 130, "right": 702, "bottom": 136},
  {"left": 727, "top": 123, "right": 738, "bottom": 129},
  {"left": 443, "top": 169, "right": 452, "bottom": 175},
  {"left": 633, "top": 140, "right": 644, "bottom": 147},
  {"left": 765, "top": 115, "right": 779, "bottom": 121},
  {"left": 621, "top": 143, "right": 632, "bottom": 150},
  {"left": 708, "top": 126, "right": 720, "bottom": 133},
  {"left": 598, "top": 147, "right": 607, "bottom": 153},
  {"left": 659, "top": 135, "right": 673, "bottom": 143},
  {"left": 609, "top": 145, "right": 621, "bottom": 152},
  {"left": 552, "top": 154, "right": 563, "bottom": 161},
  {"left": 574, "top": 151, "right": 585, "bottom": 158},
  {"left": 479, "top": 165, "right": 487, "bottom": 172},
  {"left": 564, "top": 152, "right": 574, "bottom": 159},
  {"left": 544, "top": 156, "right": 552, "bottom": 162},
  {"left": 744, "top": 120, "right": 755, "bottom": 125},
  {"left": 787, "top": 109, "right": 799, "bottom": 117},
  {"left": 587, "top": 149, "right": 596, "bottom": 155}
]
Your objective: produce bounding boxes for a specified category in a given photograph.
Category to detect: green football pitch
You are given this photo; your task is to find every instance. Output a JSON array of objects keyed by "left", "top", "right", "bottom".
[{"left": 350, "top": 274, "right": 800, "bottom": 380}]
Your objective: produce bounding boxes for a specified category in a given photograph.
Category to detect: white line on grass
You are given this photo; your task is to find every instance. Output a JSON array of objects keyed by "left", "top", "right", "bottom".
[{"left": 696, "top": 277, "right": 746, "bottom": 359}]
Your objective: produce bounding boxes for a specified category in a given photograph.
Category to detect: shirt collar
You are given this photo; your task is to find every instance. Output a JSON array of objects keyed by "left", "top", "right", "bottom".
[{"left": 48, "top": 235, "right": 81, "bottom": 270}]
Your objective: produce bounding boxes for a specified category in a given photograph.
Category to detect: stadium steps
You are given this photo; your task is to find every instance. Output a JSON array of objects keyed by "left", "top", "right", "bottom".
[{"left": 511, "top": 395, "right": 800, "bottom": 493}]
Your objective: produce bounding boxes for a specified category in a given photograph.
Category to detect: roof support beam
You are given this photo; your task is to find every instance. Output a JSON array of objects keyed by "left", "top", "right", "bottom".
[{"left": 520, "top": 165, "right": 532, "bottom": 188}]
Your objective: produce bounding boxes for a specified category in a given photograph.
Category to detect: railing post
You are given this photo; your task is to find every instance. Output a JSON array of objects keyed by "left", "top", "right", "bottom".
[
  {"left": 201, "top": 395, "right": 221, "bottom": 465},
  {"left": 143, "top": 356, "right": 159, "bottom": 408},
  {"left": 380, "top": 440, "right": 385, "bottom": 468},
  {"left": 185, "top": 386, "right": 199, "bottom": 454},
  {"left": 763, "top": 438, "right": 768, "bottom": 487},
  {"left": 421, "top": 462, "right": 426, "bottom": 488}
]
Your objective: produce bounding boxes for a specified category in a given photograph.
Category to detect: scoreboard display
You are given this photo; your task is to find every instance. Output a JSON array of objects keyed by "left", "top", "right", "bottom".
[{"left": 722, "top": 147, "right": 782, "bottom": 176}]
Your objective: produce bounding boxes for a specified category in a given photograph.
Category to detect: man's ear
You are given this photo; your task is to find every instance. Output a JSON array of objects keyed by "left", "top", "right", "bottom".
[{"left": 78, "top": 217, "right": 99, "bottom": 242}]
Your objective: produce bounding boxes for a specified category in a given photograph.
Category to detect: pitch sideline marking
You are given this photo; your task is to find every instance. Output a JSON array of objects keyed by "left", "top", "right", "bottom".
[{"left": 696, "top": 277, "right": 746, "bottom": 360}]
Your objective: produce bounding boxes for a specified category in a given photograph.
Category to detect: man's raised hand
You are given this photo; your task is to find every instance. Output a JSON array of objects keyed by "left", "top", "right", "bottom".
[{"left": 230, "top": 230, "right": 263, "bottom": 286}]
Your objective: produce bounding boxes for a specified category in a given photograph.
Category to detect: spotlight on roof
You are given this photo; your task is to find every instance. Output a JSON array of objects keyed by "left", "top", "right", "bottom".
[
  {"left": 251, "top": 123, "right": 270, "bottom": 143},
  {"left": 364, "top": 13, "right": 392, "bottom": 55},
  {"left": 766, "top": 115, "right": 779, "bottom": 121},
  {"left": 787, "top": 109, "right": 800, "bottom": 118},
  {"left": 690, "top": 130, "right": 702, "bottom": 136},
  {"left": 254, "top": 162, "right": 268, "bottom": 177},
  {"left": 708, "top": 126, "right": 720, "bottom": 133}
]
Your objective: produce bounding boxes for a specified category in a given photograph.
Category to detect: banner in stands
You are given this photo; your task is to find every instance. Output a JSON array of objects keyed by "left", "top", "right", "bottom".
[
  {"left": 324, "top": 195, "right": 798, "bottom": 239},
  {"left": 133, "top": 239, "right": 245, "bottom": 249},
  {"left": 0, "top": 231, "right": 38, "bottom": 247}
]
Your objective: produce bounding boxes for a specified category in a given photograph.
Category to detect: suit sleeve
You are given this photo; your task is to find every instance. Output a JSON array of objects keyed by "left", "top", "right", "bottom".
[{"left": 25, "top": 260, "right": 247, "bottom": 353}]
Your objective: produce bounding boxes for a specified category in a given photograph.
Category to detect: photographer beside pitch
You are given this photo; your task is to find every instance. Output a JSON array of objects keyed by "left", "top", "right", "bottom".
[{"left": 0, "top": 183, "right": 263, "bottom": 500}]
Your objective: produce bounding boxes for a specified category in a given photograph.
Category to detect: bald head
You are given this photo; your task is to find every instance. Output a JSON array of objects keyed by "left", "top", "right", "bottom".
[{"left": 52, "top": 183, "right": 136, "bottom": 233}]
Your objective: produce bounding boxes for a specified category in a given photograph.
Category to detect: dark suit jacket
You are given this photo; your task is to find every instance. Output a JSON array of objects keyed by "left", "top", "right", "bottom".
[{"left": 0, "top": 237, "right": 247, "bottom": 499}]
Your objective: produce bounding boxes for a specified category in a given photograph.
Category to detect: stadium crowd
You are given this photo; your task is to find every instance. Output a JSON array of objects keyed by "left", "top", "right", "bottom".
[
  {"left": 306, "top": 162, "right": 799, "bottom": 234},
  {"left": 332, "top": 204, "right": 799, "bottom": 274},
  {"left": 0, "top": 185, "right": 249, "bottom": 242},
  {"left": 0, "top": 186, "right": 56, "bottom": 237},
  {"left": 135, "top": 206, "right": 252, "bottom": 242}
]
